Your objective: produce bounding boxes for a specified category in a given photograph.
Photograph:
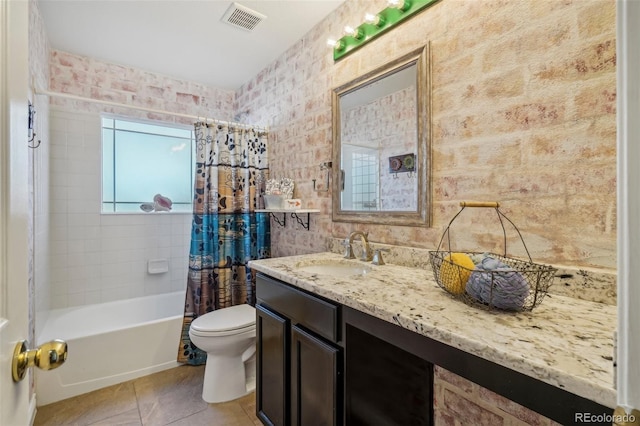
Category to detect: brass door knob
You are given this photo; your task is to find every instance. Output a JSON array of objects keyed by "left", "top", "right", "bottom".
[{"left": 12, "top": 339, "right": 68, "bottom": 382}]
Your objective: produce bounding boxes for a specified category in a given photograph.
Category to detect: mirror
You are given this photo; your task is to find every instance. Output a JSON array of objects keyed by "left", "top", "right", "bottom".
[{"left": 332, "top": 44, "right": 431, "bottom": 226}]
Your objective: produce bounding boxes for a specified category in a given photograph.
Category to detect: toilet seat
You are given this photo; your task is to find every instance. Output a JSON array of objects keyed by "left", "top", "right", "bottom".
[{"left": 190, "top": 304, "right": 256, "bottom": 337}]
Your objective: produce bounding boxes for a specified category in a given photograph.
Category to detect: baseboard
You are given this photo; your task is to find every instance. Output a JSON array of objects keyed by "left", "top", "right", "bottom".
[{"left": 29, "top": 396, "right": 37, "bottom": 425}]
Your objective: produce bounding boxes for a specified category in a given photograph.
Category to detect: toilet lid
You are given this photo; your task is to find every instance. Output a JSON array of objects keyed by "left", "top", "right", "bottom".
[{"left": 190, "top": 304, "right": 256, "bottom": 333}]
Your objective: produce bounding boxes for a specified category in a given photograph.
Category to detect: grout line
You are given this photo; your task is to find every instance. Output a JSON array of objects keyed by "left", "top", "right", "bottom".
[{"left": 131, "top": 376, "right": 144, "bottom": 426}]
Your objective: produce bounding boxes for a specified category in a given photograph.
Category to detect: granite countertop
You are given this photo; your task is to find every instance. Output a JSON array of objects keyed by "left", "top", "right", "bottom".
[{"left": 249, "top": 252, "right": 617, "bottom": 409}]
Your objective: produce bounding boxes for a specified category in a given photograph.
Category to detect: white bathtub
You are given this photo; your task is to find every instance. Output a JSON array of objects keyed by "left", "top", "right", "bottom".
[{"left": 36, "top": 291, "right": 184, "bottom": 406}]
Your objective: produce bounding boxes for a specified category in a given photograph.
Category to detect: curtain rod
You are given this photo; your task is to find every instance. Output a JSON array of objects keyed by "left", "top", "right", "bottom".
[{"left": 33, "top": 86, "right": 268, "bottom": 132}]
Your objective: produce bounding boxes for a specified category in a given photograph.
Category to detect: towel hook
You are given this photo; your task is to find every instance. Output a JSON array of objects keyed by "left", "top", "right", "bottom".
[{"left": 27, "top": 102, "right": 41, "bottom": 149}]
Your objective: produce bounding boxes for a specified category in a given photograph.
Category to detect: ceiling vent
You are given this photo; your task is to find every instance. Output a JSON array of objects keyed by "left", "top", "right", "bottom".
[{"left": 221, "top": 3, "right": 266, "bottom": 32}]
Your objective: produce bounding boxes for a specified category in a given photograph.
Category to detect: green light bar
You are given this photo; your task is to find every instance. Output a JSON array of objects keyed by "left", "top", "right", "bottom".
[{"left": 332, "top": 0, "right": 441, "bottom": 61}]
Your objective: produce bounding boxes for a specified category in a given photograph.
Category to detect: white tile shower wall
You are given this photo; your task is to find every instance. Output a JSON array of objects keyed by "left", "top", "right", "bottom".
[{"left": 48, "top": 109, "right": 191, "bottom": 309}]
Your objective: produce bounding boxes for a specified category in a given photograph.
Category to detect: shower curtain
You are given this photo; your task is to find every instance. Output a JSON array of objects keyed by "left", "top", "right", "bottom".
[{"left": 178, "top": 122, "right": 270, "bottom": 365}]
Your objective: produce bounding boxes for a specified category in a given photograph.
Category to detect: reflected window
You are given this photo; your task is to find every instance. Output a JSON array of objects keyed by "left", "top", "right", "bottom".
[{"left": 341, "top": 144, "right": 379, "bottom": 211}]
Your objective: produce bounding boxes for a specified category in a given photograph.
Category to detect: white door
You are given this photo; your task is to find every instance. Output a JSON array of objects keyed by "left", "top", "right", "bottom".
[
  {"left": 0, "top": 0, "right": 33, "bottom": 425},
  {"left": 616, "top": 0, "right": 640, "bottom": 418}
]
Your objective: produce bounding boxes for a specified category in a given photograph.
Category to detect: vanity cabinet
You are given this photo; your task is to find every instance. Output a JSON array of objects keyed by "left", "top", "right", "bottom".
[
  {"left": 256, "top": 274, "right": 342, "bottom": 426},
  {"left": 254, "top": 269, "right": 614, "bottom": 426}
]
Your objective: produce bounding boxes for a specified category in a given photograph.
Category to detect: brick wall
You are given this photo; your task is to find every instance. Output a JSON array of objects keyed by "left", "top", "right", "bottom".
[
  {"left": 434, "top": 366, "right": 563, "bottom": 425},
  {"left": 236, "top": 0, "right": 617, "bottom": 269},
  {"left": 50, "top": 50, "right": 235, "bottom": 125}
]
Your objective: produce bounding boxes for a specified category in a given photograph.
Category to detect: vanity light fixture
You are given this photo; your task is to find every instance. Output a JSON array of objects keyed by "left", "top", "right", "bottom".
[
  {"left": 327, "top": 38, "right": 345, "bottom": 51},
  {"left": 364, "top": 13, "right": 385, "bottom": 27},
  {"left": 388, "top": 0, "right": 412, "bottom": 11},
  {"left": 329, "top": 0, "right": 439, "bottom": 61},
  {"left": 344, "top": 25, "right": 364, "bottom": 39}
]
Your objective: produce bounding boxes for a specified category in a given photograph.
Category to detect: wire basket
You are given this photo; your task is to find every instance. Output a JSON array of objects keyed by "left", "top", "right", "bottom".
[{"left": 429, "top": 201, "right": 556, "bottom": 312}]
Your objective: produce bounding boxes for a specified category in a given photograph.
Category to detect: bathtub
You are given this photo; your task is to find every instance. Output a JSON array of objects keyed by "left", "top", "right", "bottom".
[{"left": 36, "top": 291, "right": 184, "bottom": 406}]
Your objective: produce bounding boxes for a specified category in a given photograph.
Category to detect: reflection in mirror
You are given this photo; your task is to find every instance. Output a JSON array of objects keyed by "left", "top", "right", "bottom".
[
  {"left": 332, "top": 44, "right": 431, "bottom": 226},
  {"left": 340, "top": 64, "right": 417, "bottom": 212}
]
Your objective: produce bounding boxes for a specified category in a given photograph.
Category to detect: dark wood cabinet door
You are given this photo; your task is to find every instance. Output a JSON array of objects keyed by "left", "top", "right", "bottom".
[
  {"left": 256, "top": 304, "right": 289, "bottom": 426},
  {"left": 291, "top": 325, "right": 341, "bottom": 426}
]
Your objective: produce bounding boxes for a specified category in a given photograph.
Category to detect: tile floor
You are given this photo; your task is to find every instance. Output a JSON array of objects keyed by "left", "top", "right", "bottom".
[{"left": 34, "top": 365, "right": 261, "bottom": 426}]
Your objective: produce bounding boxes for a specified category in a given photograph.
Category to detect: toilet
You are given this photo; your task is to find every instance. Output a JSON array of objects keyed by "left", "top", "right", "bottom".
[{"left": 188, "top": 304, "right": 257, "bottom": 403}]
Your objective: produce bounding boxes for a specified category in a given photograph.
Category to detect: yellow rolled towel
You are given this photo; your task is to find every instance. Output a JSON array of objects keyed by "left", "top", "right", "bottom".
[{"left": 439, "top": 253, "right": 475, "bottom": 295}]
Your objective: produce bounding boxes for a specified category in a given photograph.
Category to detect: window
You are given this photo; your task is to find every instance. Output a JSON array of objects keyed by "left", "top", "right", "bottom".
[{"left": 102, "top": 117, "right": 195, "bottom": 213}]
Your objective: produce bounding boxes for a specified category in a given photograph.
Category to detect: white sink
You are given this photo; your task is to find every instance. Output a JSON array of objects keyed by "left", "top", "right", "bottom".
[{"left": 295, "top": 260, "right": 372, "bottom": 277}]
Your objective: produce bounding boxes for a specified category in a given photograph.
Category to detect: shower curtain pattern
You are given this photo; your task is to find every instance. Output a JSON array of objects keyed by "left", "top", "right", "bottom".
[{"left": 178, "top": 122, "right": 270, "bottom": 365}]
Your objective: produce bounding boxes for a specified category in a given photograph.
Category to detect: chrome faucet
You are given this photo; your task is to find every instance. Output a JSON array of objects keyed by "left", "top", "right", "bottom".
[{"left": 343, "top": 231, "right": 372, "bottom": 261}]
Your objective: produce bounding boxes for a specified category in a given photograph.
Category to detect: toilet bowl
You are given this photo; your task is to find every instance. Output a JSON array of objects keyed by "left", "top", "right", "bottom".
[{"left": 188, "top": 304, "right": 256, "bottom": 403}]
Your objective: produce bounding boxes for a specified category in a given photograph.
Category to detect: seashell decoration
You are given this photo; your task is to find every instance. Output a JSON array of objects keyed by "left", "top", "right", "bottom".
[
  {"left": 153, "top": 194, "right": 173, "bottom": 211},
  {"left": 140, "top": 202, "right": 155, "bottom": 212},
  {"left": 139, "top": 194, "right": 173, "bottom": 212}
]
